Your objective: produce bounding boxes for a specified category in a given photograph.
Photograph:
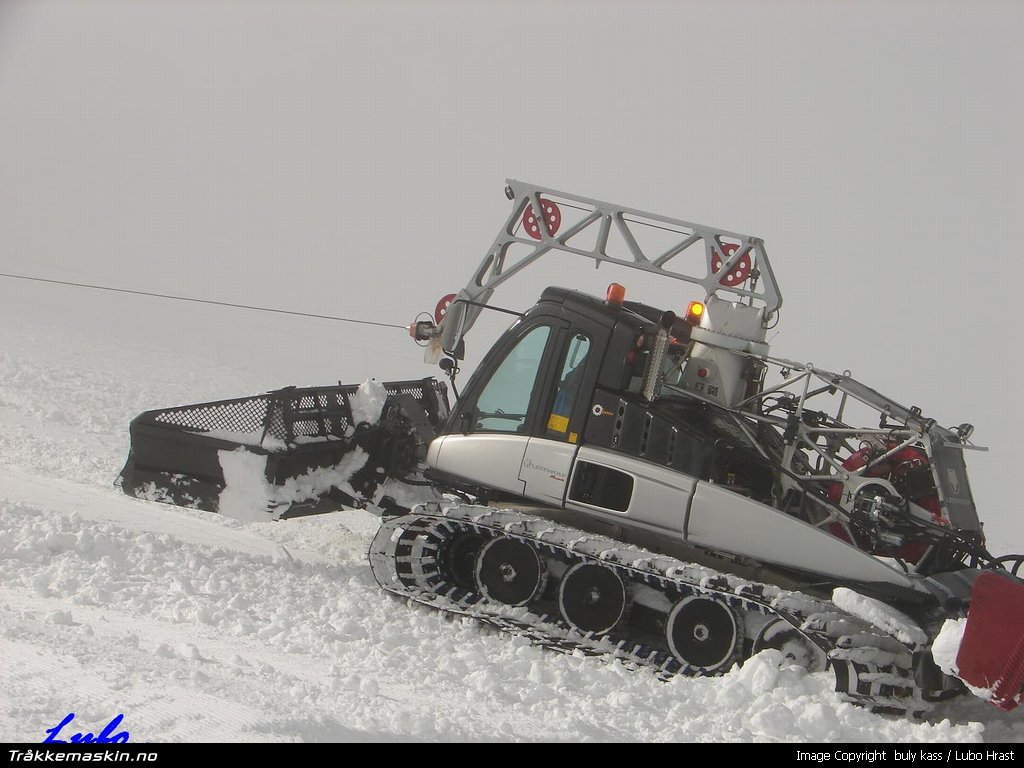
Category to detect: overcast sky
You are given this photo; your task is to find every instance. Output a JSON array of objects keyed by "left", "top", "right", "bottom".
[{"left": 2, "top": 0, "right": 1023, "bottom": 547}]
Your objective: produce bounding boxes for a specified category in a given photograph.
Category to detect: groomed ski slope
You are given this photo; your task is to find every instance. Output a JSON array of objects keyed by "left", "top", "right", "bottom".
[{"left": 2, "top": 320, "right": 1024, "bottom": 743}]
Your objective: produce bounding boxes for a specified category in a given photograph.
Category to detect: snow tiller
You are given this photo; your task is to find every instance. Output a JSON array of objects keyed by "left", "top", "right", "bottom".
[{"left": 119, "top": 180, "right": 1024, "bottom": 715}]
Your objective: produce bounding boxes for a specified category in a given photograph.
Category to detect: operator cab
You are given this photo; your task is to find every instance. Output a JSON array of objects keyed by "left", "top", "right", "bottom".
[
  {"left": 427, "top": 287, "right": 655, "bottom": 498},
  {"left": 425, "top": 285, "right": 752, "bottom": 509}
]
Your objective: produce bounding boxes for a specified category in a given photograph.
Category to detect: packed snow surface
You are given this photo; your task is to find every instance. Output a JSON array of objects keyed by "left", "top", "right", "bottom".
[{"left": 2, "top": 322, "right": 1024, "bottom": 742}]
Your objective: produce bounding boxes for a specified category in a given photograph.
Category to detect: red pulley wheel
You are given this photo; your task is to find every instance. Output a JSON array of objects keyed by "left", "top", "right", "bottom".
[
  {"left": 711, "top": 243, "right": 752, "bottom": 287},
  {"left": 435, "top": 293, "right": 457, "bottom": 325},
  {"left": 522, "top": 199, "right": 561, "bottom": 240}
]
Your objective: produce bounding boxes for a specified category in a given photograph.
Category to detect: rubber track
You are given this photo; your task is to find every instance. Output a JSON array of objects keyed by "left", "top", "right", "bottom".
[{"left": 368, "top": 503, "right": 930, "bottom": 715}]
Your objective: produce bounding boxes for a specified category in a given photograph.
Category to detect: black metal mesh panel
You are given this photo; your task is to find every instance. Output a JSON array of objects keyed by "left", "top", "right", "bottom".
[
  {"left": 143, "top": 379, "right": 449, "bottom": 445},
  {"left": 285, "top": 389, "right": 351, "bottom": 440},
  {"left": 265, "top": 400, "right": 288, "bottom": 441},
  {"left": 153, "top": 396, "right": 271, "bottom": 436}
]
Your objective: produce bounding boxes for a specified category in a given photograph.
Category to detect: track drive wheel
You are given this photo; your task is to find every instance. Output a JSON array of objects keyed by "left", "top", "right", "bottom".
[
  {"left": 557, "top": 562, "right": 628, "bottom": 635},
  {"left": 474, "top": 537, "right": 545, "bottom": 606},
  {"left": 666, "top": 595, "right": 742, "bottom": 674},
  {"left": 441, "top": 532, "right": 486, "bottom": 590}
]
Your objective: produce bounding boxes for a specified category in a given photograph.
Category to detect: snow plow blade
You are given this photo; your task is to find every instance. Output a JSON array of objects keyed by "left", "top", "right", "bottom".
[
  {"left": 956, "top": 570, "right": 1024, "bottom": 711},
  {"left": 117, "top": 379, "right": 449, "bottom": 519}
]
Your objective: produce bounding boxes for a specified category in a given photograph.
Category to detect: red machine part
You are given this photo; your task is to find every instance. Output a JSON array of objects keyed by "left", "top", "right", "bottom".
[
  {"left": 711, "top": 243, "right": 752, "bottom": 287},
  {"left": 523, "top": 199, "right": 561, "bottom": 240},
  {"left": 826, "top": 443, "right": 943, "bottom": 562},
  {"left": 956, "top": 570, "right": 1024, "bottom": 711},
  {"left": 434, "top": 293, "right": 457, "bottom": 325}
]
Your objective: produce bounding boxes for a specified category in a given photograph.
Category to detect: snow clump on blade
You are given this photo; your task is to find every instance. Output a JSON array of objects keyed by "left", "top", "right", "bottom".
[{"left": 350, "top": 379, "right": 388, "bottom": 426}]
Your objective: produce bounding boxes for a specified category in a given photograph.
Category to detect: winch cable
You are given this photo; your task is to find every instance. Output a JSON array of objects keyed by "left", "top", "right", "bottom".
[{"left": 0, "top": 272, "right": 408, "bottom": 330}]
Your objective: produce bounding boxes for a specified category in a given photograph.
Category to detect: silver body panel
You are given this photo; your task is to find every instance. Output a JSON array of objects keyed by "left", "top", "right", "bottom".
[
  {"left": 428, "top": 437, "right": 918, "bottom": 591},
  {"left": 428, "top": 434, "right": 530, "bottom": 497},
  {"left": 685, "top": 481, "right": 916, "bottom": 588},
  {"left": 519, "top": 438, "right": 578, "bottom": 506},
  {"left": 565, "top": 446, "right": 697, "bottom": 533}
]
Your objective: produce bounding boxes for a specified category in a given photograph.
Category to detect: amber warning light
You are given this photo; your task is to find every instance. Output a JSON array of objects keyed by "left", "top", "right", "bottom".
[
  {"left": 685, "top": 301, "right": 705, "bottom": 325},
  {"left": 606, "top": 283, "right": 626, "bottom": 306}
]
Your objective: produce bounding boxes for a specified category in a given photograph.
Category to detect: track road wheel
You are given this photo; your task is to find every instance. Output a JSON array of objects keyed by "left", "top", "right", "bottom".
[
  {"left": 666, "top": 595, "right": 742, "bottom": 673},
  {"left": 474, "top": 537, "right": 545, "bottom": 606},
  {"left": 558, "top": 562, "right": 628, "bottom": 635},
  {"left": 442, "top": 533, "right": 486, "bottom": 591},
  {"left": 752, "top": 619, "right": 826, "bottom": 672}
]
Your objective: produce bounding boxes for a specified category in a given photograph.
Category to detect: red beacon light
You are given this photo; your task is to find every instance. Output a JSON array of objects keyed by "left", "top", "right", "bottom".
[
  {"left": 684, "top": 300, "right": 705, "bottom": 326},
  {"left": 606, "top": 283, "right": 626, "bottom": 306}
]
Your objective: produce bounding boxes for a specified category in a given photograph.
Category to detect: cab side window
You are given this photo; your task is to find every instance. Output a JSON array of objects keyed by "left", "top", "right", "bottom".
[
  {"left": 546, "top": 334, "right": 590, "bottom": 439},
  {"left": 474, "top": 325, "right": 551, "bottom": 433}
]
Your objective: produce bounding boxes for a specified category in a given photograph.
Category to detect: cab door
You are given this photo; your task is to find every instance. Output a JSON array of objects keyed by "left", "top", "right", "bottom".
[
  {"left": 518, "top": 331, "right": 594, "bottom": 505},
  {"left": 428, "top": 321, "right": 564, "bottom": 495}
]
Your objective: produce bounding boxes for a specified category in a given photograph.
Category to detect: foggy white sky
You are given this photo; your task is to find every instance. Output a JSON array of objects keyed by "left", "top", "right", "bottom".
[{"left": 2, "top": 0, "right": 1023, "bottom": 547}]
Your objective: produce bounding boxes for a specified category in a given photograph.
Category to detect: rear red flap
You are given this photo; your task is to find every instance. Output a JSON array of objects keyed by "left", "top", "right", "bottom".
[{"left": 956, "top": 570, "right": 1024, "bottom": 711}]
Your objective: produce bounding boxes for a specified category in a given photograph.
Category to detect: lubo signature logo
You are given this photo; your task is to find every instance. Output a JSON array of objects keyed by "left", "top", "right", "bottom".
[{"left": 43, "top": 713, "right": 130, "bottom": 744}]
